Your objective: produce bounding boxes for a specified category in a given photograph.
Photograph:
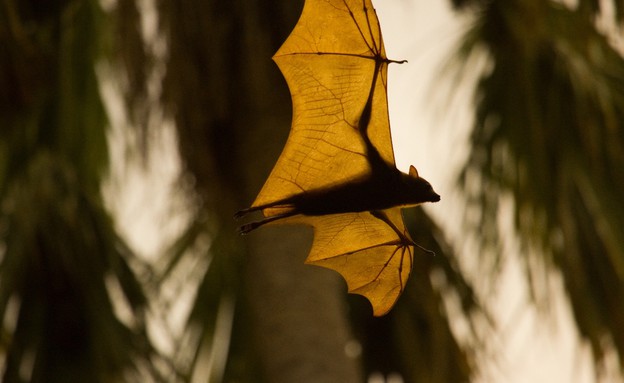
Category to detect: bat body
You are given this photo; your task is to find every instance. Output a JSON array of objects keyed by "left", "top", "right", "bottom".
[
  {"left": 237, "top": 164, "right": 439, "bottom": 233},
  {"left": 237, "top": 0, "right": 440, "bottom": 315}
]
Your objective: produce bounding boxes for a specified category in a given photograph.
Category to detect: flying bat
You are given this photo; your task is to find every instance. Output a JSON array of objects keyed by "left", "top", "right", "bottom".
[{"left": 236, "top": 0, "right": 440, "bottom": 316}]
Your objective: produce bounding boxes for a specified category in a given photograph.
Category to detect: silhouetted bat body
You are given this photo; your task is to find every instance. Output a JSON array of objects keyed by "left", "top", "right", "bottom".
[{"left": 237, "top": 163, "right": 439, "bottom": 233}]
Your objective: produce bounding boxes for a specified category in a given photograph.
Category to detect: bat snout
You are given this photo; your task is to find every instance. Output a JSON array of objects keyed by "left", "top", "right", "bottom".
[{"left": 431, "top": 192, "right": 441, "bottom": 203}]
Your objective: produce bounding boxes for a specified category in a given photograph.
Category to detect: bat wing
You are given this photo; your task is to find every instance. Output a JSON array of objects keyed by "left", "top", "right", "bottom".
[
  {"left": 304, "top": 208, "right": 413, "bottom": 316},
  {"left": 251, "top": 0, "right": 417, "bottom": 315},
  {"left": 254, "top": 0, "right": 394, "bottom": 210}
]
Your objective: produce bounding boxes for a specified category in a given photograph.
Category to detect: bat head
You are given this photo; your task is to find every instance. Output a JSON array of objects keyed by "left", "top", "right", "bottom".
[{"left": 400, "top": 165, "right": 440, "bottom": 205}]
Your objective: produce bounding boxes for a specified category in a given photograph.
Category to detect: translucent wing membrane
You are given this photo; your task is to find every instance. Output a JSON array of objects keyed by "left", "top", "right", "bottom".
[
  {"left": 255, "top": 0, "right": 394, "bottom": 210},
  {"left": 303, "top": 208, "right": 413, "bottom": 316}
]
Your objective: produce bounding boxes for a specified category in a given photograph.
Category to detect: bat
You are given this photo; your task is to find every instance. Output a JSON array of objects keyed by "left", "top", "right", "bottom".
[{"left": 236, "top": 0, "right": 440, "bottom": 316}]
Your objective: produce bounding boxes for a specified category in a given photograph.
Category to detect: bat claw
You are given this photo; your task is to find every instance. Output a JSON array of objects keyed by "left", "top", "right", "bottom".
[{"left": 415, "top": 243, "right": 435, "bottom": 256}]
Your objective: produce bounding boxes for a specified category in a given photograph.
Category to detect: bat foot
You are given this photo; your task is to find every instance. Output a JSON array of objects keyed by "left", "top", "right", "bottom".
[
  {"left": 235, "top": 205, "right": 268, "bottom": 220},
  {"left": 238, "top": 223, "right": 256, "bottom": 235},
  {"left": 237, "top": 220, "right": 273, "bottom": 235}
]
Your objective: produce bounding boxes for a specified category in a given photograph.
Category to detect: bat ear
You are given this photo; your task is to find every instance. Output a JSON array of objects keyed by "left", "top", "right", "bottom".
[{"left": 409, "top": 165, "right": 419, "bottom": 178}]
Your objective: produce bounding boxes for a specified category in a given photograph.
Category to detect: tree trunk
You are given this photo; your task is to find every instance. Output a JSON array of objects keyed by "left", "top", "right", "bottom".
[{"left": 246, "top": 227, "right": 363, "bottom": 383}]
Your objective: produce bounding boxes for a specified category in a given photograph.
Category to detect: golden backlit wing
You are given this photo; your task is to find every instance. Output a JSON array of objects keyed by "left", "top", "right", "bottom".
[
  {"left": 252, "top": 0, "right": 415, "bottom": 315},
  {"left": 254, "top": 0, "right": 394, "bottom": 209},
  {"left": 304, "top": 209, "right": 413, "bottom": 316}
]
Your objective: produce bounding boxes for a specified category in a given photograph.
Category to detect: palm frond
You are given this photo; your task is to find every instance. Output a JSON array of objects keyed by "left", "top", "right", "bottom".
[
  {"left": 452, "top": 0, "right": 624, "bottom": 372},
  {"left": 0, "top": 0, "right": 163, "bottom": 380}
]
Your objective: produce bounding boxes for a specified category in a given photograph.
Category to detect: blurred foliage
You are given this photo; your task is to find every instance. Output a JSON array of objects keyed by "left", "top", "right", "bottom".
[
  {"left": 0, "top": 0, "right": 162, "bottom": 381},
  {"left": 453, "top": 0, "right": 624, "bottom": 373}
]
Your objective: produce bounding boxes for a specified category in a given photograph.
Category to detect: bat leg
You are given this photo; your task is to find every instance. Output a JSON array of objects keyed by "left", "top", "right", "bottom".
[
  {"left": 234, "top": 206, "right": 260, "bottom": 220},
  {"left": 369, "top": 210, "right": 435, "bottom": 256},
  {"left": 238, "top": 211, "right": 296, "bottom": 235},
  {"left": 234, "top": 198, "right": 296, "bottom": 220}
]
